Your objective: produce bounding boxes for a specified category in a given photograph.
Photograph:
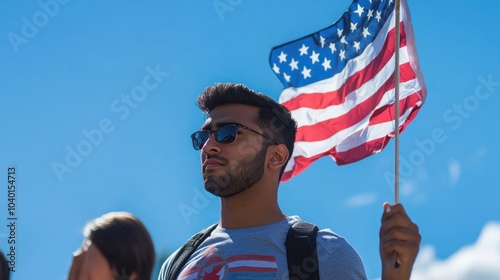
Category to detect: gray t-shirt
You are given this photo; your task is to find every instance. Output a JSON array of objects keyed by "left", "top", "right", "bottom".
[{"left": 159, "top": 216, "right": 367, "bottom": 279}]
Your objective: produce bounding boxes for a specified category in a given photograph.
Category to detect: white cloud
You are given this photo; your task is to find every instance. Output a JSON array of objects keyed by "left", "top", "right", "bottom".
[
  {"left": 411, "top": 221, "right": 500, "bottom": 280},
  {"left": 469, "top": 146, "right": 487, "bottom": 162},
  {"left": 345, "top": 192, "right": 377, "bottom": 207},
  {"left": 448, "top": 158, "right": 461, "bottom": 186},
  {"left": 401, "top": 180, "right": 416, "bottom": 196}
]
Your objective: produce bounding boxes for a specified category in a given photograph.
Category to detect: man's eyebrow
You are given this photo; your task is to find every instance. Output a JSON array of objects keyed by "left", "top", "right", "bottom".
[
  {"left": 200, "top": 121, "right": 243, "bottom": 130},
  {"left": 201, "top": 118, "right": 214, "bottom": 130},
  {"left": 200, "top": 122, "right": 211, "bottom": 130}
]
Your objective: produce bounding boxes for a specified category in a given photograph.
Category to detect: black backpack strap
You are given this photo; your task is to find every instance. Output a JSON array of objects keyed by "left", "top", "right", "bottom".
[
  {"left": 165, "top": 223, "right": 219, "bottom": 280},
  {"left": 285, "top": 221, "right": 320, "bottom": 280}
]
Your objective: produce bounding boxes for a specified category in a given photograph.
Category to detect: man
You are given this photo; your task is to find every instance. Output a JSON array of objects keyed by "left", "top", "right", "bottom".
[{"left": 159, "top": 83, "right": 420, "bottom": 279}]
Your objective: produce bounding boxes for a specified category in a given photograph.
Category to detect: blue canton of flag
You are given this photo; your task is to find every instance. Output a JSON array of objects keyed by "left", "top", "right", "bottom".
[{"left": 270, "top": 0, "right": 395, "bottom": 88}]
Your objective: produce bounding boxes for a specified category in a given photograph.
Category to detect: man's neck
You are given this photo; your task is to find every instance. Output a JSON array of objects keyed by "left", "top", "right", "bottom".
[{"left": 219, "top": 183, "right": 285, "bottom": 229}]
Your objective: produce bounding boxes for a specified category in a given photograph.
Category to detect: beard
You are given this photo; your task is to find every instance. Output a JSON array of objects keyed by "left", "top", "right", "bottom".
[{"left": 203, "top": 145, "right": 268, "bottom": 198}]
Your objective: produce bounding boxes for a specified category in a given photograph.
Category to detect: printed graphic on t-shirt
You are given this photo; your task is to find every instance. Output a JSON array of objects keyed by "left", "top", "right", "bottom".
[{"left": 179, "top": 246, "right": 278, "bottom": 279}]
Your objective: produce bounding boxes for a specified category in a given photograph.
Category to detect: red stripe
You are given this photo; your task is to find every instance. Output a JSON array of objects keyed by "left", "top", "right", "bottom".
[
  {"left": 181, "top": 265, "right": 200, "bottom": 276},
  {"left": 180, "top": 255, "right": 276, "bottom": 276},
  {"left": 281, "top": 149, "right": 332, "bottom": 182},
  {"left": 368, "top": 90, "right": 424, "bottom": 126},
  {"left": 281, "top": 138, "right": 389, "bottom": 182},
  {"left": 281, "top": 93, "right": 425, "bottom": 182},
  {"left": 278, "top": 6, "right": 426, "bottom": 182},
  {"left": 281, "top": 22, "right": 407, "bottom": 111},
  {"left": 332, "top": 136, "right": 391, "bottom": 165},
  {"left": 333, "top": 99, "right": 424, "bottom": 165},
  {"left": 295, "top": 63, "right": 416, "bottom": 142},
  {"left": 227, "top": 255, "right": 276, "bottom": 262},
  {"left": 228, "top": 266, "right": 277, "bottom": 273}
]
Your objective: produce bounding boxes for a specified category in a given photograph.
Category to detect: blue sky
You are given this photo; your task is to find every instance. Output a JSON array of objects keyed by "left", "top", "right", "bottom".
[{"left": 1, "top": 1, "right": 499, "bottom": 279}]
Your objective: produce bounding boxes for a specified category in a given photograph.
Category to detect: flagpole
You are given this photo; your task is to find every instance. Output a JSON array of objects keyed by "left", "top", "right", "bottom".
[
  {"left": 394, "top": 0, "right": 401, "bottom": 204},
  {"left": 394, "top": 0, "right": 402, "bottom": 268}
]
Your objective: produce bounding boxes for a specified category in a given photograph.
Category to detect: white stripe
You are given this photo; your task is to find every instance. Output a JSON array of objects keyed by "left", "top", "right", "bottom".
[
  {"left": 290, "top": 48, "right": 411, "bottom": 127},
  {"left": 282, "top": 1, "right": 426, "bottom": 176},
  {"left": 284, "top": 81, "right": 422, "bottom": 173},
  {"left": 228, "top": 260, "right": 277, "bottom": 269},
  {"left": 336, "top": 105, "right": 418, "bottom": 152},
  {"left": 285, "top": 105, "right": 415, "bottom": 173},
  {"left": 279, "top": 8, "right": 397, "bottom": 104},
  {"left": 285, "top": 155, "right": 296, "bottom": 173},
  {"left": 297, "top": 77, "right": 422, "bottom": 145}
]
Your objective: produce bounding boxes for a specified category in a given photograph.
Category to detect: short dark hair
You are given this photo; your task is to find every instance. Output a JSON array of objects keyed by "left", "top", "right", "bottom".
[
  {"left": 197, "top": 83, "right": 297, "bottom": 179},
  {"left": 84, "top": 212, "right": 155, "bottom": 280},
  {"left": 0, "top": 250, "right": 9, "bottom": 280}
]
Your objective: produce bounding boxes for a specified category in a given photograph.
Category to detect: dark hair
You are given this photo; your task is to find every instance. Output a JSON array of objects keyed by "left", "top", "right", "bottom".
[
  {"left": 197, "top": 83, "right": 297, "bottom": 179},
  {"left": 84, "top": 212, "right": 155, "bottom": 280},
  {"left": 0, "top": 250, "right": 9, "bottom": 280}
]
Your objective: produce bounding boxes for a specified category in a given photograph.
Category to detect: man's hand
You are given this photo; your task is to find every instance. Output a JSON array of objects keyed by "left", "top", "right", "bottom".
[{"left": 380, "top": 202, "right": 421, "bottom": 280}]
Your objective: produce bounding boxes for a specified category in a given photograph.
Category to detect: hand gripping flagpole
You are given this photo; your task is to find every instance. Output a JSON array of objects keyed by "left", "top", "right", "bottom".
[{"left": 394, "top": 0, "right": 402, "bottom": 269}]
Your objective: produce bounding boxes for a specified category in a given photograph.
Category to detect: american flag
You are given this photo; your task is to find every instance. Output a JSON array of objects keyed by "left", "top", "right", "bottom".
[
  {"left": 180, "top": 252, "right": 278, "bottom": 279},
  {"left": 269, "top": 0, "right": 426, "bottom": 182}
]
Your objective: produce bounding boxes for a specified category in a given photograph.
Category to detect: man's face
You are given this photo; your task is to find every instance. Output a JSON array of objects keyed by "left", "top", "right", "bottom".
[{"left": 199, "top": 104, "right": 269, "bottom": 198}]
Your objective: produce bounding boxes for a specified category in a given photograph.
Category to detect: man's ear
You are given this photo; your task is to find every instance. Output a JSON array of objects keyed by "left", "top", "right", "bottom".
[{"left": 268, "top": 144, "right": 289, "bottom": 171}]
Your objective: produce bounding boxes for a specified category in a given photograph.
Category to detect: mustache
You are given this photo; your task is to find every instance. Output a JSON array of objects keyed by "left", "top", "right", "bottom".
[{"left": 206, "top": 154, "right": 228, "bottom": 164}]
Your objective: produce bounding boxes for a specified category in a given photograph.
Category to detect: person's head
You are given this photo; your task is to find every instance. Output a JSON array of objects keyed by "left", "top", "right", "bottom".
[
  {"left": 69, "top": 212, "right": 155, "bottom": 280},
  {"left": 191, "top": 83, "right": 297, "bottom": 197},
  {"left": 0, "top": 250, "right": 9, "bottom": 280}
]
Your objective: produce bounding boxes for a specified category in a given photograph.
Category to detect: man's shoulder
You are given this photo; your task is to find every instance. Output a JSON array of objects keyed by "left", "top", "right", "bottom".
[
  {"left": 287, "top": 216, "right": 346, "bottom": 243},
  {"left": 316, "top": 228, "right": 361, "bottom": 259},
  {"left": 287, "top": 216, "right": 367, "bottom": 279},
  {"left": 288, "top": 216, "right": 361, "bottom": 257}
]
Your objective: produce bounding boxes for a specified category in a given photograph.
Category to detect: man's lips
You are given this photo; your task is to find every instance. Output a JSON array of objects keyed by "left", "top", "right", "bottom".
[{"left": 203, "top": 159, "right": 225, "bottom": 172}]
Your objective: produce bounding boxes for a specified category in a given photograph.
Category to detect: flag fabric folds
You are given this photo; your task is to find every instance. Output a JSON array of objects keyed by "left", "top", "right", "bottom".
[{"left": 269, "top": 0, "right": 426, "bottom": 182}]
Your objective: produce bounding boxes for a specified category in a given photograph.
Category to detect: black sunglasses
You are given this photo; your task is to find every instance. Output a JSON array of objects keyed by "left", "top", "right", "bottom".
[{"left": 190, "top": 123, "right": 279, "bottom": 150}]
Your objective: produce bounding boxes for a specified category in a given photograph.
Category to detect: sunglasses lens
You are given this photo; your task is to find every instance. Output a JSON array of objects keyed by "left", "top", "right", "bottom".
[
  {"left": 191, "top": 131, "right": 209, "bottom": 150},
  {"left": 191, "top": 125, "right": 239, "bottom": 150},
  {"left": 216, "top": 125, "right": 237, "bottom": 144}
]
